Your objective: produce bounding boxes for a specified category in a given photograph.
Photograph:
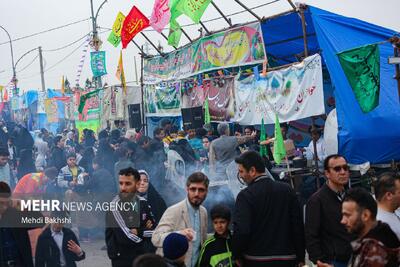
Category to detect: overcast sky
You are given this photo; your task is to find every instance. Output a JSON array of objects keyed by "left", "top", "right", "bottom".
[{"left": 0, "top": 0, "right": 398, "bottom": 92}]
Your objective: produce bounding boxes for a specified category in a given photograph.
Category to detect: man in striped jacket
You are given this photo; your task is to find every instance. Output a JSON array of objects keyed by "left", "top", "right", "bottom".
[{"left": 105, "top": 167, "right": 155, "bottom": 267}]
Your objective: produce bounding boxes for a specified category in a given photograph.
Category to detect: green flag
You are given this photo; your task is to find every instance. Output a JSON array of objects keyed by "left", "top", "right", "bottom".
[
  {"left": 176, "top": 0, "right": 212, "bottom": 23},
  {"left": 78, "top": 89, "right": 100, "bottom": 114},
  {"left": 170, "top": 0, "right": 182, "bottom": 20},
  {"left": 273, "top": 114, "right": 286, "bottom": 164},
  {"left": 204, "top": 98, "right": 210, "bottom": 124},
  {"left": 107, "top": 31, "right": 121, "bottom": 47},
  {"left": 337, "top": 44, "right": 380, "bottom": 113},
  {"left": 168, "top": 19, "right": 182, "bottom": 47},
  {"left": 259, "top": 118, "right": 267, "bottom": 157}
]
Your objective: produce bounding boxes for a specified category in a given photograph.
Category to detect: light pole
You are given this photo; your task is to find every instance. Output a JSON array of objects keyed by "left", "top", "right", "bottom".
[
  {"left": 0, "top": 25, "right": 17, "bottom": 94},
  {"left": 89, "top": 0, "right": 107, "bottom": 89}
]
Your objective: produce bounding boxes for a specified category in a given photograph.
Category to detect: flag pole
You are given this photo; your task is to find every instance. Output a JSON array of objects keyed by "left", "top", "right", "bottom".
[{"left": 285, "top": 155, "right": 294, "bottom": 188}]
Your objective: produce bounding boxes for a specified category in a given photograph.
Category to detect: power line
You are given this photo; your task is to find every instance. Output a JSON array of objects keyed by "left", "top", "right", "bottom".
[
  {"left": 0, "top": 18, "right": 90, "bottom": 46},
  {"left": 44, "top": 39, "right": 87, "bottom": 72},
  {"left": 43, "top": 33, "right": 90, "bottom": 52},
  {"left": 16, "top": 54, "right": 39, "bottom": 73}
]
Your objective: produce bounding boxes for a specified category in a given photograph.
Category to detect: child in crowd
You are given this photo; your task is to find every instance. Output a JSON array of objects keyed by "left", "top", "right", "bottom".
[{"left": 197, "top": 205, "right": 234, "bottom": 267}]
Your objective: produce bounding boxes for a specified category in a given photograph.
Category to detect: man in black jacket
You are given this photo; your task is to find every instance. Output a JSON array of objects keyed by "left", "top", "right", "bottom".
[
  {"left": 105, "top": 167, "right": 156, "bottom": 267},
  {"left": 48, "top": 136, "right": 67, "bottom": 172},
  {"left": 35, "top": 211, "right": 85, "bottom": 267},
  {"left": 305, "top": 154, "right": 355, "bottom": 267},
  {"left": 0, "top": 181, "right": 44, "bottom": 267},
  {"left": 232, "top": 151, "right": 305, "bottom": 267}
]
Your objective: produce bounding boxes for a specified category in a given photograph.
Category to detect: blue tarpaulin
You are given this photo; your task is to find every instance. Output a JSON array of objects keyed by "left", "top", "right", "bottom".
[{"left": 261, "top": 7, "right": 400, "bottom": 164}]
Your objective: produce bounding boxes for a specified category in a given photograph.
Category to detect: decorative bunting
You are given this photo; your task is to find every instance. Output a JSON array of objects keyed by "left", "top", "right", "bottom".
[
  {"left": 121, "top": 6, "right": 150, "bottom": 49},
  {"left": 150, "top": 0, "right": 171, "bottom": 33},
  {"left": 116, "top": 51, "right": 127, "bottom": 94},
  {"left": 75, "top": 35, "right": 90, "bottom": 86}
]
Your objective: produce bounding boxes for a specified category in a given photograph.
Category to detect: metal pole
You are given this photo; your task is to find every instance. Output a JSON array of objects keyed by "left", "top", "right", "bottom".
[
  {"left": 134, "top": 56, "right": 139, "bottom": 85},
  {"left": 160, "top": 32, "right": 177, "bottom": 50},
  {"left": 38, "top": 46, "right": 46, "bottom": 92},
  {"left": 140, "top": 46, "right": 147, "bottom": 136},
  {"left": 181, "top": 28, "right": 193, "bottom": 42},
  {"left": 395, "top": 46, "right": 400, "bottom": 102},
  {"left": 199, "top": 21, "right": 211, "bottom": 35},
  {"left": 299, "top": 5, "right": 309, "bottom": 58},
  {"left": 0, "top": 26, "right": 17, "bottom": 93},
  {"left": 211, "top": 1, "right": 232, "bottom": 26},
  {"left": 140, "top": 32, "right": 163, "bottom": 55},
  {"left": 233, "top": 0, "right": 261, "bottom": 21},
  {"left": 89, "top": 0, "right": 103, "bottom": 89}
]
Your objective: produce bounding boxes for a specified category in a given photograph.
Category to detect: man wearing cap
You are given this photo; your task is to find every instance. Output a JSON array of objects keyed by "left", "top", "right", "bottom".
[{"left": 163, "top": 233, "right": 189, "bottom": 267}]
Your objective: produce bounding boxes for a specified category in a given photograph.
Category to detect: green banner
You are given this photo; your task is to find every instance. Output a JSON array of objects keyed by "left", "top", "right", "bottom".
[
  {"left": 144, "top": 82, "right": 181, "bottom": 116},
  {"left": 338, "top": 44, "right": 380, "bottom": 113},
  {"left": 90, "top": 51, "right": 107, "bottom": 77},
  {"left": 273, "top": 114, "right": 286, "bottom": 164}
]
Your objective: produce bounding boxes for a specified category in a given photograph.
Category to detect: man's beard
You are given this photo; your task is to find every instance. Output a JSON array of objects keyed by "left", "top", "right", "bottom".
[
  {"left": 350, "top": 215, "right": 365, "bottom": 236},
  {"left": 188, "top": 197, "right": 204, "bottom": 207},
  {"left": 119, "top": 192, "right": 135, "bottom": 201}
]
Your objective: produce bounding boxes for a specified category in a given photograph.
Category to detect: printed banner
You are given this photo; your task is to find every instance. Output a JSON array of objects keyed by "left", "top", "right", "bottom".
[
  {"left": 37, "top": 91, "right": 46, "bottom": 114},
  {"left": 90, "top": 51, "right": 107, "bottom": 77},
  {"left": 144, "top": 82, "right": 181, "bottom": 116},
  {"left": 44, "top": 99, "right": 59, "bottom": 123},
  {"left": 193, "top": 22, "right": 266, "bottom": 73},
  {"left": 234, "top": 54, "right": 325, "bottom": 125},
  {"left": 144, "top": 45, "right": 193, "bottom": 83},
  {"left": 143, "top": 22, "right": 266, "bottom": 83},
  {"left": 76, "top": 116, "right": 101, "bottom": 140},
  {"left": 182, "top": 77, "right": 235, "bottom": 121}
]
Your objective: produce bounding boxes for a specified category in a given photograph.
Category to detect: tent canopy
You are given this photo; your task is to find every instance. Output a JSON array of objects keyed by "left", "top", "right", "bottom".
[{"left": 261, "top": 6, "right": 400, "bottom": 164}]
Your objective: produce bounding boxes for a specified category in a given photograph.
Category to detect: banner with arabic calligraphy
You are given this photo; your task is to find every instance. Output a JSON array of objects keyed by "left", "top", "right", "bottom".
[
  {"left": 144, "top": 82, "right": 181, "bottom": 116},
  {"left": 143, "top": 22, "right": 266, "bottom": 83},
  {"left": 44, "top": 99, "right": 59, "bottom": 123},
  {"left": 182, "top": 77, "right": 235, "bottom": 121},
  {"left": 193, "top": 22, "right": 266, "bottom": 73},
  {"left": 90, "top": 51, "right": 107, "bottom": 77},
  {"left": 234, "top": 54, "right": 325, "bottom": 125},
  {"left": 143, "top": 46, "right": 193, "bottom": 83}
]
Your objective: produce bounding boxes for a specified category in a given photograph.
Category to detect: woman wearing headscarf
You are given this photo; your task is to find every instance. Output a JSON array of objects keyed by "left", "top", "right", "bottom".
[{"left": 137, "top": 170, "right": 167, "bottom": 253}]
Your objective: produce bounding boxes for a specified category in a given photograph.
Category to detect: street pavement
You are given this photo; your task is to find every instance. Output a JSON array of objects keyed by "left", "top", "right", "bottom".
[{"left": 77, "top": 239, "right": 111, "bottom": 267}]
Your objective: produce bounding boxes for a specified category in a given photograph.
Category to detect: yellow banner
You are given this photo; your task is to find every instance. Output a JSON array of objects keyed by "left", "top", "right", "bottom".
[
  {"left": 112, "top": 12, "right": 126, "bottom": 37},
  {"left": 44, "top": 99, "right": 59, "bottom": 123}
]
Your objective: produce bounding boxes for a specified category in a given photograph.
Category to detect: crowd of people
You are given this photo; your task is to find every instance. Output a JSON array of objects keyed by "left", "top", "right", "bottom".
[{"left": 0, "top": 119, "right": 399, "bottom": 267}]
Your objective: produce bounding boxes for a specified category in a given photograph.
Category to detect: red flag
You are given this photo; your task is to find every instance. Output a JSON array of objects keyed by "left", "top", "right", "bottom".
[{"left": 121, "top": 6, "right": 150, "bottom": 49}]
